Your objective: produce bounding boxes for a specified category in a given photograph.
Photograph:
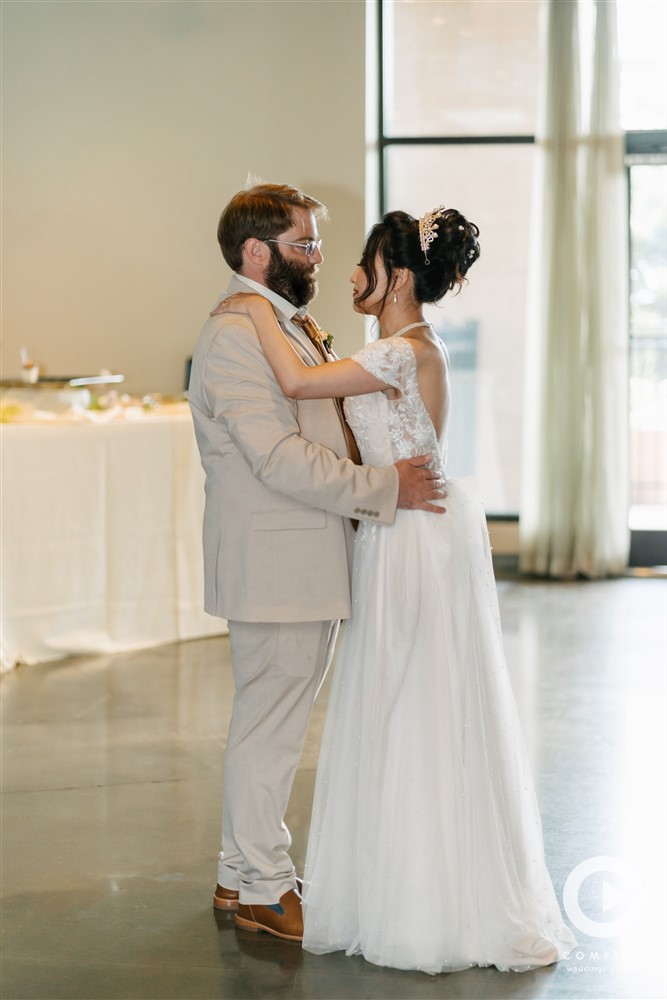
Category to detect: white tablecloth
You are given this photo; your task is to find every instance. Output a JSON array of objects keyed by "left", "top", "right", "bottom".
[{"left": 1, "top": 410, "right": 225, "bottom": 671}]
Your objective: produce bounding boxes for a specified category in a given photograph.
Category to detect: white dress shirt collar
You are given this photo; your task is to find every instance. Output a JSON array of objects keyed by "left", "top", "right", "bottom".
[{"left": 234, "top": 274, "right": 308, "bottom": 323}]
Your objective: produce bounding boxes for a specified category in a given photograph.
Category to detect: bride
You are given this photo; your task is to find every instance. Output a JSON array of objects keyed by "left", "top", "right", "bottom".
[{"left": 217, "top": 206, "right": 575, "bottom": 974}]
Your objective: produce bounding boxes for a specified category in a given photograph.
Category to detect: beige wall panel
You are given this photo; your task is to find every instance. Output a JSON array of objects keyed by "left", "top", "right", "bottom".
[{"left": 2, "top": 1, "right": 368, "bottom": 394}]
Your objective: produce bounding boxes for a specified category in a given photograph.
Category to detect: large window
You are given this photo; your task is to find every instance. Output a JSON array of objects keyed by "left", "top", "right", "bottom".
[
  {"left": 384, "top": 142, "right": 534, "bottom": 512},
  {"left": 380, "top": 0, "right": 667, "bottom": 549},
  {"left": 380, "top": 0, "right": 539, "bottom": 514},
  {"left": 620, "top": 1, "right": 667, "bottom": 543},
  {"left": 628, "top": 159, "right": 667, "bottom": 535}
]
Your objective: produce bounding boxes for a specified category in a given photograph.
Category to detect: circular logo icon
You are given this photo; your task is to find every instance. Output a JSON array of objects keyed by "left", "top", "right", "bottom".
[{"left": 563, "top": 856, "right": 648, "bottom": 938}]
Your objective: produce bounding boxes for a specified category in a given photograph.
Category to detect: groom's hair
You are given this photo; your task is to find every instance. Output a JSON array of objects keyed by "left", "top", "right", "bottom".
[{"left": 218, "top": 182, "right": 327, "bottom": 272}]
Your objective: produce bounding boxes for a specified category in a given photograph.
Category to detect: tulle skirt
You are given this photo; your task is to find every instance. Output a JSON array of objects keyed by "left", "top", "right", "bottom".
[{"left": 302, "top": 478, "right": 576, "bottom": 974}]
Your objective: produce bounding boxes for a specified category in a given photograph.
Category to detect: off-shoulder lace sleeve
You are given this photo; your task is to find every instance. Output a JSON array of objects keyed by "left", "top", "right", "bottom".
[
  {"left": 344, "top": 334, "right": 442, "bottom": 468},
  {"left": 351, "top": 337, "right": 414, "bottom": 391}
]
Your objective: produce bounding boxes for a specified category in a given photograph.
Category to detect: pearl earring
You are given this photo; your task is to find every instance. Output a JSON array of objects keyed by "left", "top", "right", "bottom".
[{"left": 393, "top": 292, "right": 397, "bottom": 304}]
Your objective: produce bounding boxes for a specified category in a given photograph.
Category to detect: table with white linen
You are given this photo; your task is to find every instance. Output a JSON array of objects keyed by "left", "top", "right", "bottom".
[{"left": 1, "top": 407, "right": 225, "bottom": 671}]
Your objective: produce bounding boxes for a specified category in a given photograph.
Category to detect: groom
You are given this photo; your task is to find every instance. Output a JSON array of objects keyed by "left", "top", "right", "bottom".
[{"left": 188, "top": 182, "right": 444, "bottom": 941}]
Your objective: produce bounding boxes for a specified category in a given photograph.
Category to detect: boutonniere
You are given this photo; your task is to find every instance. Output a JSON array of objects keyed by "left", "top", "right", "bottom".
[{"left": 321, "top": 331, "right": 334, "bottom": 352}]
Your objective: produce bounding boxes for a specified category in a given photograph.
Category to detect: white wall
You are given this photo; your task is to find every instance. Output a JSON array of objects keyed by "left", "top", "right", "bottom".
[{"left": 2, "top": 0, "right": 368, "bottom": 395}]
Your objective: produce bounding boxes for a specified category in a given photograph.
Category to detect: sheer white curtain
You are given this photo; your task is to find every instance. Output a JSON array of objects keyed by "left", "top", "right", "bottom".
[{"left": 520, "top": 0, "right": 629, "bottom": 578}]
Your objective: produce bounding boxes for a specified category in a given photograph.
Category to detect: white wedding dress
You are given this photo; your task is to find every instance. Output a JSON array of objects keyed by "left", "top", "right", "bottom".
[{"left": 301, "top": 333, "right": 576, "bottom": 974}]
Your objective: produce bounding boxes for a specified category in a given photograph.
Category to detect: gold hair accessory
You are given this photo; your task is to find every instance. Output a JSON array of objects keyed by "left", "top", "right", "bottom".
[{"left": 418, "top": 205, "right": 446, "bottom": 264}]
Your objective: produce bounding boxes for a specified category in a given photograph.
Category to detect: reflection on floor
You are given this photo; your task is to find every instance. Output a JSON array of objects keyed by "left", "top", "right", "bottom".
[{"left": 2, "top": 575, "right": 666, "bottom": 1000}]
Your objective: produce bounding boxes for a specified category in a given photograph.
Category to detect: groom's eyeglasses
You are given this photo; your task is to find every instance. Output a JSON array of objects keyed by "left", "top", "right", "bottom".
[{"left": 265, "top": 238, "right": 323, "bottom": 258}]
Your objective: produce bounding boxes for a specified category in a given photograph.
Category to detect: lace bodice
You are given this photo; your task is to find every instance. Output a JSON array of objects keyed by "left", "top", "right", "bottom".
[{"left": 344, "top": 336, "right": 447, "bottom": 475}]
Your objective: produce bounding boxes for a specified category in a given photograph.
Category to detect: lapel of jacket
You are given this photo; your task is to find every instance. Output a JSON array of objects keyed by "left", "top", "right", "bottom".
[
  {"left": 281, "top": 321, "right": 321, "bottom": 367},
  {"left": 225, "top": 276, "right": 321, "bottom": 368}
]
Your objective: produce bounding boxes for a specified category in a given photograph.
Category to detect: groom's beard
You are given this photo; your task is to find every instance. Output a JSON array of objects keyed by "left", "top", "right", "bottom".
[{"left": 265, "top": 246, "right": 319, "bottom": 308}]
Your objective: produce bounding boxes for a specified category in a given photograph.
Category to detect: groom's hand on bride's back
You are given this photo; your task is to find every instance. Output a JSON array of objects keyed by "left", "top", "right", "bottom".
[{"left": 395, "top": 455, "right": 447, "bottom": 514}]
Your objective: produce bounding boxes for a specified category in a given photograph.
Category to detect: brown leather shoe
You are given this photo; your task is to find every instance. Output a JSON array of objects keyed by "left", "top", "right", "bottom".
[
  {"left": 234, "top": 888, "right": 303, "bottom": 941},
  {"left": 213, "top": 878, "right": 303, "bottom": 912},
  {"left": 213, "top": 884, "right": 240, "bottom": 911}
]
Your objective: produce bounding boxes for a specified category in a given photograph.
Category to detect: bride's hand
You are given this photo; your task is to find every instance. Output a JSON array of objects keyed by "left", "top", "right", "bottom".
[{"left": 210, "top": 292, "right": 268, "bottom": 318}]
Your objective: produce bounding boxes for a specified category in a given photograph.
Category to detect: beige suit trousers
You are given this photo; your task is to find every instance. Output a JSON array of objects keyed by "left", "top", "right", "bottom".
[{"left": 218, "top": 618, "right": 339, "bottom": 904}]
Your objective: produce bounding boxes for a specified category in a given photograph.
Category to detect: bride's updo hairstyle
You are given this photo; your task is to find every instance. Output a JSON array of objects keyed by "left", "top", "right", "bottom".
[{"left": 355, "top": 207, "right": 480, "bottom": 312}]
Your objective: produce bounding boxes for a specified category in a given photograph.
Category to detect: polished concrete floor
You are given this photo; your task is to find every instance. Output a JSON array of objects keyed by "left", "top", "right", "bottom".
[{"left": 2, "top": 574, "right": 666, "bottom": 1000}]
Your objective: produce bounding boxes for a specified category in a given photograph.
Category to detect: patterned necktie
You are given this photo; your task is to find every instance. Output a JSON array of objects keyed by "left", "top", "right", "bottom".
[{"left": 292, "top": 313, "right": 362, "bottom": 467}]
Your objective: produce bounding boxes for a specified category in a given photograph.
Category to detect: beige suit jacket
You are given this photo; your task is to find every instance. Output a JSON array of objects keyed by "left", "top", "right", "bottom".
[{"left": 188, "top": 276, "right": 399, "bottom": 622}]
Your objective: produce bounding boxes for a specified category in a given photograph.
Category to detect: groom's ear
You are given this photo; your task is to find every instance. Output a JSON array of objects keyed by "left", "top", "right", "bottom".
[{"left": 241, "top": 237, "right": 270, "bottom": 268}]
